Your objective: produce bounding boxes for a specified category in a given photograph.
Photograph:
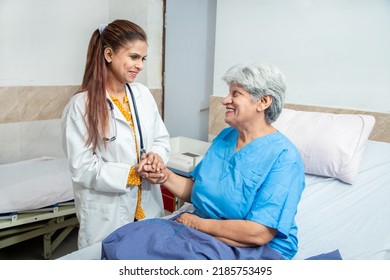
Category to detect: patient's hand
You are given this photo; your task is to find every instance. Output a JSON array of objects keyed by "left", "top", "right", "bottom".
[
  {"left": 141, "top": 168, "right": 170, "bottom": 184},
  {"left": 175, "top": 213, "right": 203, "bottom": 230},
  {"left": 136, "top": 153, "right": 170, "bottom": 184},
  {"left": 138, "top": 152, "right": 165, "bottom": 173}
]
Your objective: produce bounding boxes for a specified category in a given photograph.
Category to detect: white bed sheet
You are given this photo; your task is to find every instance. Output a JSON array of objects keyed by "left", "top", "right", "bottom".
[
  {"left": 0, "top": 157, "right": 73, "bottom": 214},
  {"left": 59, "top": 140, "right": 390, "bottom": 260},
  {"left": 294, "top": 140, "right": 390, "bottom": 260}
]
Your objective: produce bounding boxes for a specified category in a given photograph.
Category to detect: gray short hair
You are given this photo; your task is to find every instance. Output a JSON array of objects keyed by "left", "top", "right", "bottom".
[{"left": 222, "top": 63, "right": 287, "bottom": 124}]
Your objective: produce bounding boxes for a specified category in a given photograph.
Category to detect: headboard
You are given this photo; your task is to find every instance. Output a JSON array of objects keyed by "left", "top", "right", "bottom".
[{"left": 208, "top": 96, "right": 390, "bottom": 143}]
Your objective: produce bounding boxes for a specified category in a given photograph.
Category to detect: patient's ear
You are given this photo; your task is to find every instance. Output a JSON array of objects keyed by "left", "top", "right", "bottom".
[{"left": 257, "top": 96, "right": 273, "bottom": 112}]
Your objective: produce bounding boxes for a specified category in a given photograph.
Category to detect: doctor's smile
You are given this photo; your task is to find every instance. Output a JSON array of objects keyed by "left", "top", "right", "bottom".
[{"left": 129, "top": 70, "right": 139, "bottom": 79}]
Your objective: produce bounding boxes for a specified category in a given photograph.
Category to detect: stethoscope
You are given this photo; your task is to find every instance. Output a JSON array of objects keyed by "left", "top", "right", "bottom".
[{"left": 104, "top": 83, "right": 146, "bottom": 158}]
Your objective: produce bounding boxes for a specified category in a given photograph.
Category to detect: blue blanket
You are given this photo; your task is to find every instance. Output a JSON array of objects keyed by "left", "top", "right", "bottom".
[
  {"left": 305, "top": 250, "right": 342, "bottom": 260},
  {"left": 101, "top": 218, "right": 284, "bottom": 260}
]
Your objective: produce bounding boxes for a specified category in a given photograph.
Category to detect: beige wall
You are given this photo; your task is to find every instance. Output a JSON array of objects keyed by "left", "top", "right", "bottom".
[
  {"left": 0, "top": 86, "right": 162, "bottom": 124},
  {"left": 208, "top": 96, "right": 390, "bottom": 143}
]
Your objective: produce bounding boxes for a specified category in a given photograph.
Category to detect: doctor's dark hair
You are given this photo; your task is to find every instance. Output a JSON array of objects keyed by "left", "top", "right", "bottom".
[
  {"left": 222, "top": 63, "right": 286, "bottom": 124},
  {"left": 79, "top": 19, "right": 147, "bottom": 151}
]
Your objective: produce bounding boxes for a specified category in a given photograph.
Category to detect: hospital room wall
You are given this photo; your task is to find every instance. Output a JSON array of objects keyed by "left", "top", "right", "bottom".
[
  {"left": 164, "top": 0, "right": 390, "bottom": 142},
  {"left": 163, "top": 0, "right": 217, "bottom": 141},
  {"left": 1, "top": 0, "right": 389, "bottom": 159},
  {"left": 212, "top": 0, "right": 390, "bottom": 113},
  {"left": 0, "top": 0, "right": 164, "bottom": 164}
]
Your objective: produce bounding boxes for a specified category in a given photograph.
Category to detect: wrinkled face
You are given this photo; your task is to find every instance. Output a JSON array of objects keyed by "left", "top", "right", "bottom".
[
  {"left": 105, "top": 40, "right": 147, "bottom": 84},
  {"left": 222, "top": 83, "right": 259, "bottom": 129}
]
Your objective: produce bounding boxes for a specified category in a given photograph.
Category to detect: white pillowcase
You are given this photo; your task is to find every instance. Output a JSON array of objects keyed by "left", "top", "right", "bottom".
[{"left": 273, "top": 108, "right": 375, "bottom": 184}]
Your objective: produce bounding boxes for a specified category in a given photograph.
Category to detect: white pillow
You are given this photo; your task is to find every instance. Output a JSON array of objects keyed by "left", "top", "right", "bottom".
[{"left": 273, "top": 108, "right": 375, "bottom": 184}]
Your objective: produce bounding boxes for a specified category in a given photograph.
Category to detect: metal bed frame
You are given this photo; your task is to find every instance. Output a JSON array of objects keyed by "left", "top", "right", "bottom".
[{"left": 0, "top": 202, "right": 78, "bottom": 259}]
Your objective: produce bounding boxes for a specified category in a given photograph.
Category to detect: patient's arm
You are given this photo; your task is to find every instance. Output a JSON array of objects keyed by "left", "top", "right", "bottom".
[
  {"left": 137, "top": 166, "right": 194, "bottom": 203},
  {"left": 176, "top": 213, "right": 277, "bottom": 247}
]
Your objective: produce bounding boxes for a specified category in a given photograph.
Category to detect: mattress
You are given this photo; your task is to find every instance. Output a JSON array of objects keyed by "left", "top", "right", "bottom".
[
  {"left": 59, "top": 140, "right": 390, "bottom": 260},
  {"left": 0, "top": 157, "right": 73, "bottom": 214},
  {"left": 293, "top": 140, "right": 390, "bottom": 259}
]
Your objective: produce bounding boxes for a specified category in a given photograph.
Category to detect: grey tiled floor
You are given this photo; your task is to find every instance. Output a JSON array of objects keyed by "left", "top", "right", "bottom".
[
  {"left": 0, "top": 227, "right": 78, "bottom": 260},
  {"left": 1, "top": 210, "right": 173, "bottom": 260}
]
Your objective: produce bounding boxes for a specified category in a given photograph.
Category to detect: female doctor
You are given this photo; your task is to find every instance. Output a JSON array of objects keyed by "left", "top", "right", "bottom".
[{"left": 61, "top": 19, "right": 170, "bottom": 249}]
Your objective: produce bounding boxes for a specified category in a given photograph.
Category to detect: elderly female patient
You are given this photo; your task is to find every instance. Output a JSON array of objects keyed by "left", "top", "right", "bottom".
[{"left": 102, "top": 63, "right": 305, "bottom": 260}]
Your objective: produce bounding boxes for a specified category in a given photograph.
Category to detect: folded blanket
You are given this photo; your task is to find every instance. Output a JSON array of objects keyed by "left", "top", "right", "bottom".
[{"left": 305, "top": 250, "right": 342, "bottom": 260}]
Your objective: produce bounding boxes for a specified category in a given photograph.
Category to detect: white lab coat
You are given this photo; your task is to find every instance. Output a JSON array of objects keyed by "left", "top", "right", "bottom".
[{"left": 61, "top": 82, "right": 170, "bottom": 249}]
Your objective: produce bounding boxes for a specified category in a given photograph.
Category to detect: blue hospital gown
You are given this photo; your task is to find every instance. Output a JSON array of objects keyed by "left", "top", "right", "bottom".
[
  {"left": 101, "top": 127, "right": 306, "bottom": 260},
  {"left": 190, "top": 127, "right": 305, "bottom": 259}
]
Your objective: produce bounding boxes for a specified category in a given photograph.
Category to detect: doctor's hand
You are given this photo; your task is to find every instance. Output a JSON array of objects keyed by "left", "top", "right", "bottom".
[
  {"left": 136, "top": 153, "right": 170, "bottom": 184},
  {"left": 138, "top": 152, "right": 165, "bottom": 173},
  {"left": 137, "top": 167, "right": 171, "bottom": 185}
]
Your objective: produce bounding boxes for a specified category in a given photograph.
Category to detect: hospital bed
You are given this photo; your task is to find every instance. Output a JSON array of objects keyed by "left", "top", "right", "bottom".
[
  {"left": 59, "top": 103, "right": 390, "bottom": 260},
  {"left": 0, "top": 156, "right": 77, "bottom": 259}
]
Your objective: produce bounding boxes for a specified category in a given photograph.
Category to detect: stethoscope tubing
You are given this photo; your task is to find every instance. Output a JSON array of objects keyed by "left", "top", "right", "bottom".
[
  {"left": 105, "top": 84, "right": 145, "bottom": 158},
  {"left": 126, "top": 83, "right": 145, "bottom": 157}
]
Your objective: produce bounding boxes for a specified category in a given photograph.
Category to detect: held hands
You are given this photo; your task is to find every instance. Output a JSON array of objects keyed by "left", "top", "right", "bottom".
[{"left": 136, "top": 152, "right": 170, "bottom": 184}]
